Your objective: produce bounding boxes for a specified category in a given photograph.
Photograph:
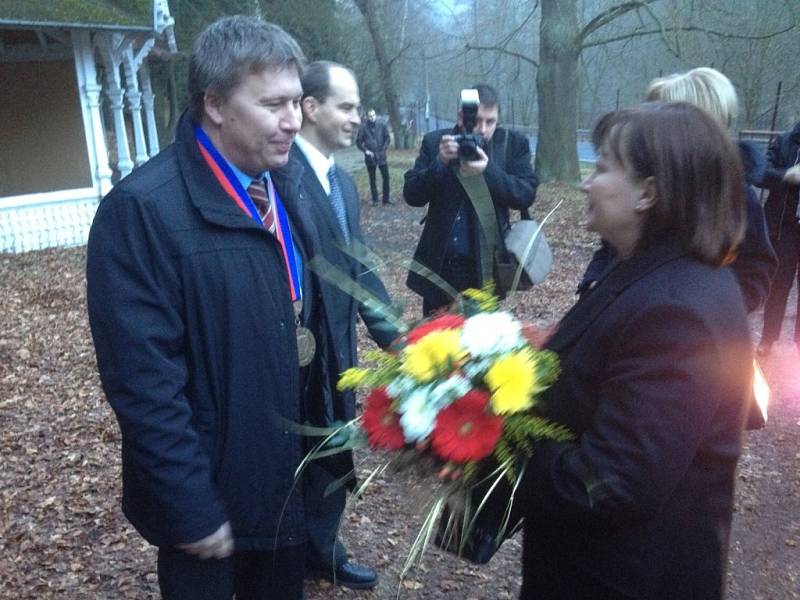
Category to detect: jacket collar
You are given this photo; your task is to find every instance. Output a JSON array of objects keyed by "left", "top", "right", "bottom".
[
  {"left": 174, "top": 111, "right": 303, "bottom": 232},
  {"left": 547, "top": 241, "right": 688, "bottom": 353}
]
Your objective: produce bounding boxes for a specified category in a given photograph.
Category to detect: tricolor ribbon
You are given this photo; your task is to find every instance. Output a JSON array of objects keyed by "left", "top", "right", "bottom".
[{"left": 195, "top": 125, "right": 302, "bottom": 302}]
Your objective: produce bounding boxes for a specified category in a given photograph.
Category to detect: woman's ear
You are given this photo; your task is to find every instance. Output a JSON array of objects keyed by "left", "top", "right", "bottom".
[{"left": 636, "top": 176, "right": 657, "bottom": 212}]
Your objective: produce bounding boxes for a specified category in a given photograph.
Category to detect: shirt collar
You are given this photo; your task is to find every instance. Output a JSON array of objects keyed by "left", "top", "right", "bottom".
[
  {"left": 295, "top": 134, "right": 334, "bottom": 194},
  {"left": 225, "top": 157, "right": 270, "bottom": 190},
  {"left": 199, "top": 126, "right": 269, "bottom": 189}
]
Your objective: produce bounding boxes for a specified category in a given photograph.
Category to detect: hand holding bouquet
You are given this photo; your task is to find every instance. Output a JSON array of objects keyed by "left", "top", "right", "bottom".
[{"left": 337, "top": 287, "right": 572, "bottom": 569}]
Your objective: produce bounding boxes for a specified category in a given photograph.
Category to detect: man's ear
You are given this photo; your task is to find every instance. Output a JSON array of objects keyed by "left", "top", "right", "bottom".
[
  {"left": 301, "top": 96, "right": 318, "bottom": 123},
  {"left": 636, "top": 176, "right": 657, "bottom": 212},
  {"left": 204, "top": 90, "right": 225, "bottom": 127}
]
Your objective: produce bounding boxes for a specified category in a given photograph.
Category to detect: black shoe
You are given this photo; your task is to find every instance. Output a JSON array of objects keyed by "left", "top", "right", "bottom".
[
  {"left": 308, "top": 560, "right": 378, "bottom": 590},
  {"left": 382, "top": 199, "right": 394, "bottom": 205},
  {"left": 371, "top": 201, "right": 379, "bottom": 206}
]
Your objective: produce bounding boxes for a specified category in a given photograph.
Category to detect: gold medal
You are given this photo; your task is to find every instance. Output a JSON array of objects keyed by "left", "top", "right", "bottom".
[
  {"left": 295, "top": 326, "right": 316, "bottom": 367},
  {"left": 293, "top": 300, "right": 316, "bottom": 367}
]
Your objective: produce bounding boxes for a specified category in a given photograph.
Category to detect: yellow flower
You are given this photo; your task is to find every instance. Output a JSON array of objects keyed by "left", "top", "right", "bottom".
[
  {"left": 402, "top": 330, "right": 464, "bottom": 383},
  {"left": 338, "top": 367, "right": 368, "bottom": 390},
  {"left": 485, "top": 348, "right": 537, "bottom": 414},
  {"left": 463, "top": 286, "right": 499, "bottom": 312}
]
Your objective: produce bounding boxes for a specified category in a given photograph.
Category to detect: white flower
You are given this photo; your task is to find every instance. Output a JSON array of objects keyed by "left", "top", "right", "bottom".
[
  {"left": 461, "top": 311, "right": 525, "bottom": 357},
  {"left": 386, "top": 375, "right": 416, "bottom": 399},
  {"left": 428, "top": 374, "right": 472, "bottom": 409},
  {"left": 461, "top": 356, "right": 493, "bottom": 379},
  {"left": 398, "top": 387, "right": 438, "bottom": 442}
]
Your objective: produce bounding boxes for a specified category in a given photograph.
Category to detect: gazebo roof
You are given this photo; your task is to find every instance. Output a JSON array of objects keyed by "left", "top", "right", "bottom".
[{"left": 0, "top": 0, "right": 156, "bottom": 32}]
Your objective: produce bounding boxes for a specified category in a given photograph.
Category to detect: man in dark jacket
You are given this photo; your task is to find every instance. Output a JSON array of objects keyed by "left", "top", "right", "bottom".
[
  {"left": 291, "top": 61, "right": 399, "bottom": 590},
  {"left": 757, "top": 121, "right": 800, "bottom": 356},
  {"left": 86, "top": 17, "right": 314, "bottom": 599},
  {"left": 356, "top": 109, "right": 392, "bottom": 205},
  {"left": 403, "top": 84, "right": 538, "bottom": 314}
]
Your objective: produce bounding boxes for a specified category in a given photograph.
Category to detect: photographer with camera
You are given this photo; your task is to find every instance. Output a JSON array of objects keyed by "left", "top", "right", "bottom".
[{"left": 403, "top": 84, "right": 538, "bottom": 315}]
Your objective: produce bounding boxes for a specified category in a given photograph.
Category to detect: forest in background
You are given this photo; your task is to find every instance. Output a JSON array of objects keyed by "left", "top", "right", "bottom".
[{"left": 144, "top": 0, "right": 799, "bottom": 181}]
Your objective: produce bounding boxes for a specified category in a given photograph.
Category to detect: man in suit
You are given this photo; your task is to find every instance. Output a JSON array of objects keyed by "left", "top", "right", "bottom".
[
  {"left": 291, "top": 60, "right": 398, "bottom": 590},
  {"left": 403, "top": 84, "right": 538, "bottom": 315},
  {"left": 86, "top": 17, "right": 316, "bottom": 599},
  {"left": 356, "top": 109, "right": 392, "bottom": 205}
]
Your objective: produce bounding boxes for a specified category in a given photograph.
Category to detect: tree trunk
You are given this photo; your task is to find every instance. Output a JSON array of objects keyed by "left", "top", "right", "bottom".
[
  {"left": 535, "top": 0, "right": 580, "bottom": 183},
  {"left": 353, "top": 0, "right": 404, "bottom": 150}
]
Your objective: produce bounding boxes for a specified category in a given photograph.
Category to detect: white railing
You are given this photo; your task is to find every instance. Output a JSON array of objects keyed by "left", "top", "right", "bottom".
[{"left": 0, "top": 189, "right": 100, "bottom": 253}]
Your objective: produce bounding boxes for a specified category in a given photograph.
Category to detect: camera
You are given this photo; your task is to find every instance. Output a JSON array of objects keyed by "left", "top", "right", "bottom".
[{"left": 454, "top": 89, "right": 483, "bottom": 161}]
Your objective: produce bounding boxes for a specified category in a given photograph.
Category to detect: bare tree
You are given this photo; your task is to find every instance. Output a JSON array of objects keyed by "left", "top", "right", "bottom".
[
  {"left": 466, "top": 0, "right": 797, "bottom": 182},
  {"left": 353, "top": 0, "right": 405, "bottom": 148}
]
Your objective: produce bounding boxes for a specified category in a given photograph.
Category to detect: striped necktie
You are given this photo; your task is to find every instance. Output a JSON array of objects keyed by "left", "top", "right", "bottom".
[
  {"left": 247, "top": 177, "right": 275, "bottom": 234},
  {"left": 326, "top": 165, "right": 350, "bottom": 243}
]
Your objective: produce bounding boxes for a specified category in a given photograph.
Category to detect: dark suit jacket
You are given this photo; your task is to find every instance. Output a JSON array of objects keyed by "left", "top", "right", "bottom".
[
  {"left": 288, "top": 145, "right": 398, "bottom": 429},
  {"left": 760, "top": 122, "right": 800, "bottom": 243},
  {"left": 403, "top": 127, "right": 537, "bottom": 306},
  {"left": 519, "top": 242, "right": 752, "bottom": 599}
]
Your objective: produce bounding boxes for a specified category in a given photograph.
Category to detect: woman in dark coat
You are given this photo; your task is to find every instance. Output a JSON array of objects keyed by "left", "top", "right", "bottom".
[
  {"left": 518, "top": 103, "right": 753, "bottom": 599},
  {"left": 579, "top": 68, "right": 776, "bottom": 313}
]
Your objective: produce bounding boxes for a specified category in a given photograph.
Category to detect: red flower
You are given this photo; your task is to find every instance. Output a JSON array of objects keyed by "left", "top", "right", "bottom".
[
  {"left": 430, "top": 390, "right": 504, "bottom": 463},
  {"left": 362, "top": 388, "right": 405, "bottom": 450},
  {"left": 406, "top": 314, "right": 466, "bottom": 345}
]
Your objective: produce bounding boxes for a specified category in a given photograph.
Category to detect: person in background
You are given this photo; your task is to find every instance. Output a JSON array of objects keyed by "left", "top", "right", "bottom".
[
  {"left": 356, "top": 109, "right": 392, "bottom": 206},
  {"left": 517, "top": 102, "right": 753, "bottom": 600},
  {"left": 579, "top": 67, "right": 776, "bottom": 316},
  {"left": 290, "top": 60, "right": 398, "bottom": 591},
  {"left": 403, "top": 83, "right": 537, "bottom": 315},
  {"left": 87, "top": 16, "right": 314, "bottom": 599},
  {"left": 755, "top": 120, "right": 800, "bottom": 356}
]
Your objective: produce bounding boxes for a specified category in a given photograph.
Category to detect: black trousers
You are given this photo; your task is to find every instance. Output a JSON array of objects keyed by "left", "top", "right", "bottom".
[
  {"left": 366, "top": 162, "right": 390, "bottom": 204},
  {"left": 761, "top": 215, "right": 800, "bottom": 344},
  {"left": 304, "top": 461, "right": 348, "bottom": 572},
  {"left": 157, "top": 545, "right": 305, "bottom": 600}
]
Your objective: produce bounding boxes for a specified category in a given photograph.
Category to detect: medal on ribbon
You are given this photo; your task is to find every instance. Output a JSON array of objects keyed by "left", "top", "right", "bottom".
[{"left": 195, "top": 125, "right": 316, "bottom": 366}]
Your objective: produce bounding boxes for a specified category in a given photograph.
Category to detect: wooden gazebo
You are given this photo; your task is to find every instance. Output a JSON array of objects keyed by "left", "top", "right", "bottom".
[{"left": 0, "top": 0, "right": 176, "bottom": 252}]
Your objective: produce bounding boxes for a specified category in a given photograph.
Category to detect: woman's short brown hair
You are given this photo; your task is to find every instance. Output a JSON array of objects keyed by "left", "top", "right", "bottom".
[{"left": 592, "top": 102, "right": 745, "bottom": 266}]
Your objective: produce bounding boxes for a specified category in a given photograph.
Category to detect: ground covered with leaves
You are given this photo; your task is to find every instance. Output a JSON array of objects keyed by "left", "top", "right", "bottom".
[{"left": 1, "top": 150, "right": 798, "bottom": 598}]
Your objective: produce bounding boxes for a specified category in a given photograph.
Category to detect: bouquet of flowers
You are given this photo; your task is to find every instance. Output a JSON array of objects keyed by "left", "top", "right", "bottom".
[{"left": 336, "top": 286, "right": 572, "bottom": 570}]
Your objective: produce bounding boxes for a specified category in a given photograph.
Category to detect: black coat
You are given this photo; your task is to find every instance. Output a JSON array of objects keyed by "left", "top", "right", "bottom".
[
  {"left": 520, "top": 242, "right": 752, "bottom": 599},
  {"left": 86, "top": 113, "right": 319, "bottom": 550},
  {"left": 288, "top": 145, "right": 398, "bottom": 429},
  {"left": 759, "top": 122, "right": 800, "bottom": 240},
  {"left": 403, "top": 127, "right": 537, "bottom": 306}
]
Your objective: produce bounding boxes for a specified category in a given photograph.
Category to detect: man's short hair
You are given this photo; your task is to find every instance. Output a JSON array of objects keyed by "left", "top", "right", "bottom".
[
  {"left": 592, "top": 102, "right": 745, "bottom": 266},
  {"left": 471, "top": 83, "right": 500, "bottom": 108},
  {"left": 189, "top": 15, "right": 306, "bottom": 122},
  {"left": 300, "top": 60, "right": 354, "bottom": 103},
  {"left": 645, "top": 67, "right": 738, "bottom": 129}
]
